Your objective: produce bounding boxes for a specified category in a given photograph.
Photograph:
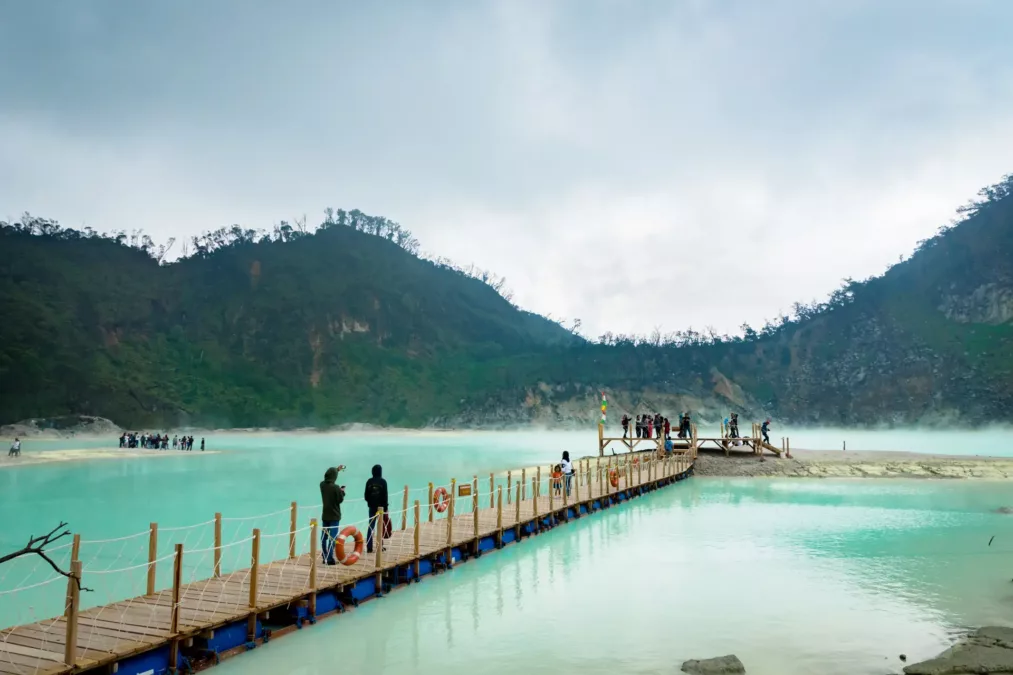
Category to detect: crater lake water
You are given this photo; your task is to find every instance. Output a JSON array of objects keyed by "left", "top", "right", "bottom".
[{"left": 2, "top": 429, "right": 1012, "bottom": 675}]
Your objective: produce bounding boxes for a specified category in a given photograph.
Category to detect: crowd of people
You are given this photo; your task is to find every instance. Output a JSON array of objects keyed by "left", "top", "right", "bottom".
[
  {"left": 119, "top": 433, "right": 205, "bottom": 451},
  {"left": 620, "top": 412, "right": 693, "bottom": 440}
]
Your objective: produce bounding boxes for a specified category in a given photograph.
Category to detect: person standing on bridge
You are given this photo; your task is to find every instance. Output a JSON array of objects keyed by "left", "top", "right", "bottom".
[
  {"left": 365, "top": 464, "right": 389, "bottom": 555},
  {"left": 621, "top": 414, "right": 630, "bottom": 438},
  {"left": 560, "top": 451, "right": 574, "bottom": 497},
  {"left": 663, "top": 417, "right": 671, "bottom": 440},
  {"left": 761, "top": 419, "right": 771, "bottom": 445},
  {"left": 320, "top": 465, "right": 346, "bottom": 565}
]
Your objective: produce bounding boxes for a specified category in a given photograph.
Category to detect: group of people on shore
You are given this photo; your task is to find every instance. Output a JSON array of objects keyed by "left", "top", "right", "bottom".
[
  {"left": 119, "top": 433, "right": 204, "bottom": 451},
  {"left": 620, "top": 413, "right": 693, "bottom": 440}
]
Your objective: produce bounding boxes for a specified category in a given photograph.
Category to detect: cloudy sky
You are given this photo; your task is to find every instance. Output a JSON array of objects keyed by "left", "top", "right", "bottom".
[{"left": 2, "top": 1, "right": 1011, "bottom": 338}]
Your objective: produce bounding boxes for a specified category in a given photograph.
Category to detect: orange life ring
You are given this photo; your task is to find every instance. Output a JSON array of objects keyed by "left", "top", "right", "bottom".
[
  {"left": 433, "top": 487, "right": 450, "bottom": 513},
  {"left": 608, "top": 468, "right": 619, "bottom": 488},
  {"left": 335, "top": 526, "right": 364, "bottom": 566}
]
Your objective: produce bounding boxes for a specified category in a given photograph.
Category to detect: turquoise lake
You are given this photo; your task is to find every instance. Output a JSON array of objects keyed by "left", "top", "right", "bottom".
[{"left": 2, "top": 430, "right": 1012, "bottom": 675}]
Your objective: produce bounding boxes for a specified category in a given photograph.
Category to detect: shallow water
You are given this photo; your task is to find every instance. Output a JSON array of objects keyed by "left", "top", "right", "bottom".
[{"left": 2, "top": 431, "right": 1012, "bottom": 674}]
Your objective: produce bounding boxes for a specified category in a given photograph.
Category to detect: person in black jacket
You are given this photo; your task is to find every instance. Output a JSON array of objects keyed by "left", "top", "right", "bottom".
[
  {"left": 364, "top": 464, "right": 389, "bottom": 554},
  {"left": 319, "top": 465, "right": 346, "bottom": 565}
]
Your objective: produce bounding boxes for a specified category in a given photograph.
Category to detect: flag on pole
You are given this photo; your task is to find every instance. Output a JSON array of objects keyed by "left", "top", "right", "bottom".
[{"left": 599, "top": 391, "right": 607, "bottom": 426}]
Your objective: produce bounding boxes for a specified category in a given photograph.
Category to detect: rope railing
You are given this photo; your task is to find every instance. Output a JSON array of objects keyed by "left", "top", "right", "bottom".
[{"left": 1, "top": 449, "right": 690, "bottom": 675}]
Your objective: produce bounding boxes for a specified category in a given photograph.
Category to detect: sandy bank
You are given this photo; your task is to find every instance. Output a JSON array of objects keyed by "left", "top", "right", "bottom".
[
  {"left": 694, "top": 449, "right": 1013, "bottom": 479},
  {"left": 0, "top": 448, "right": 220, "bottom": 469}
]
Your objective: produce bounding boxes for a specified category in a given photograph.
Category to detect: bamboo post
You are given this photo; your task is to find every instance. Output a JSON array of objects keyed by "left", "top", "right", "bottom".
[
  {"left": 146, "top": 522, "right": 158, "bottom": 596},
  {"left": 522, "top": 468, "right": 527, "bottom": 500},
  {"left": 536, "top": 466, "right": 542, "bottom": 500},
  {"left": 63, "top": 559, "right": 81, "bottom": 666},
  {"left": 374, "top": 508, "right": 384, "bottom": 590},
  {"left": 637, "top": 455, "right": 642, "bottom": 485},
  {"left": 309, "top": 519, "right": 318, "bottom": 615},
  {"left": 214, "top": 512, "right": 222, "bottom": 578},
  {"left": 169, "top": 543, "right": 182, "bottom": 674},
  {"left": 496, "top": 486, "right": 503, "bottom": 546},
  {"left": 507, "top": 471, "right": 512, "bottom": 504},
  {"left": 532, "top": 478, "right": 538, "bottom": 520},
  {"left": 428, "top": 482, "right": 434, "bottom": 522},
  {"left": 248, "top": 529, "right": 260, "bottom": 639},
  {"left": 64, "top": 534, "right": 80, "bottom": 618},
  {"left": 402, "top": 486, "right": 409, "bottom": 530},
  {"left": 489, "top": 473, "right": 495, "bottom": 509},
  {"left": 598, "top": 422, "right": 604, "bottom": 456},
  {"left": 289, "top": 501, "right": 298, "bottom": 559},
  {"left": 413, "top": 500, "right": 421, "bottom": 578}
]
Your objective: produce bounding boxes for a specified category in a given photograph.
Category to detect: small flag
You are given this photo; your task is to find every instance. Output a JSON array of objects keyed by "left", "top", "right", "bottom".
[{"left": 600, "top": 391, "right": 608, "bottom": 425}]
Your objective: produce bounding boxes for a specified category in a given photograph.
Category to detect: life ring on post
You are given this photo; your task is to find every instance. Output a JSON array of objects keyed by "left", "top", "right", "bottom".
[
  {"left": 335, "top": 526, "right": 364, "bottom": 566},
  {"left": 608, "top": 468, "right": 619, "bottom": 488},
  {"left": 433, "top": 487, "right": 450, "bottom": 513}
]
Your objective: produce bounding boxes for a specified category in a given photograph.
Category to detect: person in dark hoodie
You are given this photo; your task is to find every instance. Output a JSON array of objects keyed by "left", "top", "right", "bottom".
[
  {"left": 364, "top": 464, "right": 389, "bottom": 554},
  {"left": 319, "top": 465, "right": 346, "bottom": 565}
]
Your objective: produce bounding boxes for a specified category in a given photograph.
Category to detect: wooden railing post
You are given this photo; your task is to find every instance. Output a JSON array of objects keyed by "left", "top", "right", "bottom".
[
  {"left": 413, "top": 500, "right": 421, "bottom": 578},
  {"left": 374, "top": 508, "right": 384, "bottom": 591},
  {"left": 521, "top": 468, "right": 526, "bottom": 500},
  {"left": 146, "top": 523, "right": 158, "bottom": 596},
  {"left": 402, "top": 486, "right": 409, "bottom": 530},
  {"left": 536, "top": 466, "right": 542, "bottom": 501},
  {"left": 472, "top": 476, "right": 480, "bottom": 550},
  {"left": 574, "top": 465, "right": 581, "bottom": 504},
  {"left": 507, "top": 471, "right": 512, "bottom": 504},
  {"left": 248, "top": 529, "right": 260, "bottom": 640},
  {"left": 597, "top": 458, "right": 602, "bottom": 498},
  {"left": 428, "top": 482, "right": 434, "bottom": 522},
  {"left": 64, "top": 534, "right": 80, "bottom": 618},
  {"left": 446, "top": 481, "right": 456, "bottom": 565},
  {"left": 514, "top": 483, "right": 521, "bottom": 537},
  {"left": 531, "top": 478, "right": 538, "bottom": 521},
  {"left": 168, "top": 544, "right": 183, "bottom": 670},
  {"left": 289, "top": 501, "right": 298, "bottom": 559},
  {"left": 63, "top": 560, "right": 82, "bottom": 666},
  {"left": 309, "top": 519, "right": 318, "bottom": 616},
  {"left": 496, "top": 486, "right": 503, "bottom": 547},
  {"left": 214, "top": 512, "right": 222, "bottom": 578},
  {"left": 548, "top": 472, "right": 555, "bottom": 524}
]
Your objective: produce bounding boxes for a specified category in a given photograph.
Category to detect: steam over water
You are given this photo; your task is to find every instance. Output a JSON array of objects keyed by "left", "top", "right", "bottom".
[{"left": 2, "top": 429, "right": 1012, "bottom": 674}]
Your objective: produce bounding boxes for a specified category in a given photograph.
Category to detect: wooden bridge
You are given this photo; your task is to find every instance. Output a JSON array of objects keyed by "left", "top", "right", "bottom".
[
  {"left": 599, "top": 421, "right": 787, "bottom": 458},
  {"left": 1, "top": 451, "right": 694, "bottom": 675}
]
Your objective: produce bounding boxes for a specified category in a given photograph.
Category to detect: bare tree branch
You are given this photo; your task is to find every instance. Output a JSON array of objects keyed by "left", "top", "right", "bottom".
[{"left": 0, "top": 522, "right": 92, "bottom": 591}]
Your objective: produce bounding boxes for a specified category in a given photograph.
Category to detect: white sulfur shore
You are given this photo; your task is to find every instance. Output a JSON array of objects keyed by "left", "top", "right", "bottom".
[{"left": 0, "top": 447, "right": 219, "bottom": 469}]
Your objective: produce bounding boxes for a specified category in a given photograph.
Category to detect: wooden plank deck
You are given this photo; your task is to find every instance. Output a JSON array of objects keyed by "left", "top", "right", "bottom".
[{"left": 1, "top": 453, "right": 693, "bottom": 675}]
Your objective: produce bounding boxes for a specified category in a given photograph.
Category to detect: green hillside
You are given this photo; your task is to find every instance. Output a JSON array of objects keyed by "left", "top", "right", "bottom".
[{"left": 1, "top": 176, "right": 1010, "bottom": 429}]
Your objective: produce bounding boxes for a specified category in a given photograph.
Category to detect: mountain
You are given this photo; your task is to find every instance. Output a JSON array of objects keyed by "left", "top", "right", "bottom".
[{"left": 1, "top": 176, "right": 1010, "bottom": 430}]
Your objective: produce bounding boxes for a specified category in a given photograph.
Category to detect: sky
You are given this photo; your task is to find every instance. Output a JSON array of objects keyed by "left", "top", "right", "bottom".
[{"left": 2, "top": 0, "right": 1012, "bottom": 339}]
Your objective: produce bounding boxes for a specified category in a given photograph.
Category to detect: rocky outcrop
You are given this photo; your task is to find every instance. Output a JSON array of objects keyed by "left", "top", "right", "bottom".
[
  {"left": 692, "top": 454, "right": 1013, "bottom": 480},
  {"left": 904, "top": 626, "right": 1013, "bottom": 674},
  {"left": 681, "top": 654, "right": 746, "bottom": 674},
  {"left": 0, "top": 415, "right": 121, "bottom": 438},
  {"left": 939, "top": 284, "right": 1013, "bottom": 325}
]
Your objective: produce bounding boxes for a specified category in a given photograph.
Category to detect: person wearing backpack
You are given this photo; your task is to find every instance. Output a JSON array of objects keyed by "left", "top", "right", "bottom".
[{"left": 364, "top": 464, "right": 389, "bottom": 554}]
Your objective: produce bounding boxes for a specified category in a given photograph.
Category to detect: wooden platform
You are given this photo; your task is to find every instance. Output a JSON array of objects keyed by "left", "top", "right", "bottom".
[{"left": 1, "top": 452, "right": 694, "bottom": 675}]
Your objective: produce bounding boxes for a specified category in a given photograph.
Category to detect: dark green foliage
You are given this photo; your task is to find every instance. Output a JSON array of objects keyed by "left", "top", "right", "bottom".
[{"left": 1, "top": 175, "right": 1010, "bottom": 428}]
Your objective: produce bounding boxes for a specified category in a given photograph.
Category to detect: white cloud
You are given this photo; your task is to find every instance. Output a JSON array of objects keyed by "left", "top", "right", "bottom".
[{"left": 1, "top": 1, "right": 1011, "bottom": 337}]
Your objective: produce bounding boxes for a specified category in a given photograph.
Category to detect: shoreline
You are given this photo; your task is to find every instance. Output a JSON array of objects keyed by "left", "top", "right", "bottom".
[
  {"left": 693, "top": 449, "right": 1013, "bottom": 479},
  {"left": 0, "top": 447, "right": 220, "bottom": 469}
]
